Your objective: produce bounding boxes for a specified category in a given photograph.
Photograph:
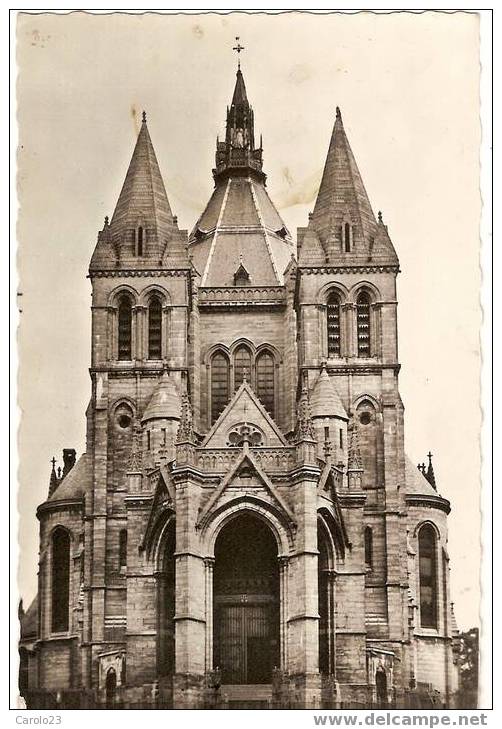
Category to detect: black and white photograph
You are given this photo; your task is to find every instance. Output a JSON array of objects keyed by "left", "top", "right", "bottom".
[{"left": 12, "top": 9, "right": 490, "bottom": 716}]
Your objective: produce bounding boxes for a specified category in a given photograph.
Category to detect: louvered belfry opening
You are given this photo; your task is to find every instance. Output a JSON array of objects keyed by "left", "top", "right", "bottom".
[
  {"left": 118, "top": 295, "right": 132, "bottom": 360},
  {"left": 211, "top": 351, "right": 230, "bottom": 423},
  {"left": 213, "top": 514, "right": 280, "bottom": 685},
  {"left": 357, "top": 291, "right": 371, "bottom": 357},
  {"left": 148, "top": 296, "right": 162, "bottom": 360},
  {"left": 327, "top": 292, "right": 341, "bottom": 357},
  {"left": 256, "top": 351, "right": 275, "bottom": 418}
]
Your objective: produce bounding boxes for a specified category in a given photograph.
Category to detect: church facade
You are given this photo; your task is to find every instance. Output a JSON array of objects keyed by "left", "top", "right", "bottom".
[{"left": 19, "top": 63, "right": 460, "bottom": 710}]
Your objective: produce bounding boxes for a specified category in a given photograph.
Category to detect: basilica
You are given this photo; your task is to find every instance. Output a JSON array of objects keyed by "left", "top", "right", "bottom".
[{"left": 19, "top": 60, "right": 460, "bottom": 709}]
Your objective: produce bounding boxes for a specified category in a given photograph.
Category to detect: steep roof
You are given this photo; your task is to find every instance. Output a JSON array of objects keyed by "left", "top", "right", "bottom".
[
  {"left": 300, "top": 107, "right": 398, "bottom": 267},
  {"left": 90, "top": 115, "right": 188, "bottom": 271},
  {"left": 232, "top": 68, "right": 248, "bottom": 105},
  {"left": 48, "top": 453, "right": 91, "bottom": 502},
  {"left": 142, "top": 372, "right": 181, "bottom": 422},
  {"left": 20, "top": 595, "right": 38, "bottom": 640},
  {"left": 404, "top": 455, "right": 441, "bottom": 498},
  {"left": 189, "top": 176, "right": 294, "bottom": 286},
  {"left": 310, "top": 368, "right": 348, "bottom": 420}
]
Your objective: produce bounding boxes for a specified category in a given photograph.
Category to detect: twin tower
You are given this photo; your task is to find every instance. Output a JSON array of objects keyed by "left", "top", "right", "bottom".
[{"left": 19, "top": 63, "right": 459, "bottom": 710}]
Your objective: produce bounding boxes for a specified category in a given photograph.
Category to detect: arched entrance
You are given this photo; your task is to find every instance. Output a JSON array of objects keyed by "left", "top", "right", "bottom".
[
  {"left": 213, "top": 513, "right": 280, "bottom": 684},
  {"left": 376, "top": 666, "right": 388, "bottom": 708},
  {"left": 105, "top": 668, "right": 117, "bottom": 709},
  {"left": 157, "top": 520, "right": 176, "bottom": 677}
]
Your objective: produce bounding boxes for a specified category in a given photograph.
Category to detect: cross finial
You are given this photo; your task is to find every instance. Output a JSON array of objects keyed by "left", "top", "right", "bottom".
[
  {"left": 233, "top": 36, "right": 245, "bottom": 69},
  {"left": 142, "top": 110, "right": 147, "bottom": 124},
  {"left": 378, "top": 210, "right": 383, "bottom": 224},
  {"left": 51, "top": 456, "right": 56, "bottom": 470},
  {"left": 427, "top": 451, "right": 433, "bottom": 465}
]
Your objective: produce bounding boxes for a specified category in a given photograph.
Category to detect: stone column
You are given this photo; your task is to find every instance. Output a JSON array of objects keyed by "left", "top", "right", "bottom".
[{"left": 204, "top": 557, "right": 214, "bottom": 672}]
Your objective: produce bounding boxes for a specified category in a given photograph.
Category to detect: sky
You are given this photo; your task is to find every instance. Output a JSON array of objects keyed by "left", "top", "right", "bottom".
[{"left": 16, "top": 11, "right": 481, "bottom": 630}]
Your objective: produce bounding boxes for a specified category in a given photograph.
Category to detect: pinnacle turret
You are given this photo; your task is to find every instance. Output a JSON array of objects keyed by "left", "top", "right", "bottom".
[{"left": 213, "top": 66, "right": 264, "bottom": 183}]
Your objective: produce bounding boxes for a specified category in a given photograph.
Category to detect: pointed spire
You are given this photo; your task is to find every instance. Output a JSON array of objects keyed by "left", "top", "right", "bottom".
[
  {"left": 305, "top": 107, "right": 398, "bottom": 266},
  {"left": 91, "top": 116, "right": 180, "bottom": 270},
  {"left": 425, "top": 451, "right": 437, "bottom": 490},
  {"left": 48, "top": 456, "right": 59, "bottom": 498},
  {"left": 231, "top": 68, "right": 248, "bottom": 105},
  {"left": 213, "top": 64, "right": 264, "bottom": 183}
]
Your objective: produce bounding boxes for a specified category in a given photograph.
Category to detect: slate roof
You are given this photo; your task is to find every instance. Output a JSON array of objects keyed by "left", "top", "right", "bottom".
[
  {"left": 48, "top": 453, "right": 91, "bottom": 502},
  {"left": 310, "top": 368, "right": 348, "bottom": 420},
  {"left": 404, "top": 455, "right": 441, "bottom": 498},
  {"left": 189, "top": 177, "right": 294, "bottom": 287},
  {"left": 20, "top": 595, "right": 38, "bottom": 640},
  {"left": 142, "top": 372, "right": 181, "bottom": 422}
]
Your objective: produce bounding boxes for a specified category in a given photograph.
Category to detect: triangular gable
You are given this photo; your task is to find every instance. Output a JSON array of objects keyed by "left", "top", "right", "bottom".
[
  {"left": 141, "top": 467, "right": 176, "bottom": 554},
  {"left": 197, "top": 444, "right": 295, "bottom": 529},
  {"left": 202, "top": 381, "right": 288, "bottom": 448}
]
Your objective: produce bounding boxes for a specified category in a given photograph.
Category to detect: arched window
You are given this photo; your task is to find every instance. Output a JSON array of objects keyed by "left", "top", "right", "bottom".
[
  {"left": 344, "top": 222, "right": 351, "bottom": 252},
  {"left": 364, "top": 526, "right": 373, "bottom": 568},
  {"left": 327, "top": 291, "right": 341, "bottom": 358},
  {"left": 211, "top": 352, "right": 230, "bottom": 424},
  {"left": 234, "top": 345, "right": 252, "bottom": 390},
  {"left": 118, "top": 295, "right": 132, "bottom": 361},
  {"left": 137, "top": 226, "right": 144, "bottom": 256},
  {"left": 418, "top": 524, "right": 438, "bottom": 628},
  {"left": 119, "top": 529, "right": 127, "bottom": 570},
  {"left": 256, "top": 351, "right": 275, "bottom": 418},
  {"left": 356, "top": 291, "right": 371, "bottom": 357},
  {"left": 148, "top": 296, "right": 162, "bottom": 360},
  {"left": 51, "top": 527, "right": 70, "bottom": 633}
]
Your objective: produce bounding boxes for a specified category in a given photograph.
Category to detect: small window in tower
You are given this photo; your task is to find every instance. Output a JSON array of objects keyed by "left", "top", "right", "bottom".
[
  {"left": 117, "top": 295, "right": 132, "bottom": 361},
  {"left": 146, "top": 431, "right": 151, "bottom": 451},
  {"left": 357, "top": 291, "right": 371, "bottom": 357},
  {"left": 364, "top": 526, "right": 373, "bottom": 568},
  {"left": 344, "top": 223, "right": 351, "bottom": 252},
  {"left": 339, "top": 429, "right": 343, "bottom": 449},
  {"left": 137, "top": 226, "right": 144, "bottom": 256},
  {"left": 119, "top": 530, "right": 127, "bottom": 571},
  {"left": 327, "top": 292, "right": 341, "bottom": 358},
  {"left": 162, "top": 428, "right": 167, "bottom": 446},
  {"left": 256, "top": 351, "right": 275, "bottom": 418},
  {"left": 324, "top": 426, "right": 330, "bottom": 442},
  {"left": 148, "top": 296, "right": 162, "bottom": 360}
]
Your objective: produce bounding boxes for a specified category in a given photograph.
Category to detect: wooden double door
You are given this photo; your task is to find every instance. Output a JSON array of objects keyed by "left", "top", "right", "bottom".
[{"left": 214, "top": 597, "right": 279, "bottom": 685}]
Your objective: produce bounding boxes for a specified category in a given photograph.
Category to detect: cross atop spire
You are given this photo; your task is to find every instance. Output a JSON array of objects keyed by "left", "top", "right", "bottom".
[{"left": 233, "top": 36, "right": 245, "bottom": 69}]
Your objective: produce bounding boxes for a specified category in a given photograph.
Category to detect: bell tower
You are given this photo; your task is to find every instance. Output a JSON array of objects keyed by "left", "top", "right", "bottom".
[
  {"left": 296, "top": 106, "right": 409, "bottom": 694},
  {"left": 83, "top": 112, "right": 191, "bottom": 685}
]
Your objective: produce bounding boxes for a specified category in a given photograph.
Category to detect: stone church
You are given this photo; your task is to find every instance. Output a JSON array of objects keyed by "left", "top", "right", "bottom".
[{"left": 19, "top": 61, "right": 460, "bottom": 710}]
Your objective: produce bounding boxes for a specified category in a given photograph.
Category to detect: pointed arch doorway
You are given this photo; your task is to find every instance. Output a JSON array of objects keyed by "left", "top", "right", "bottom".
[{"left": 213, "top": 513, "right": 280, "bottom": 684}]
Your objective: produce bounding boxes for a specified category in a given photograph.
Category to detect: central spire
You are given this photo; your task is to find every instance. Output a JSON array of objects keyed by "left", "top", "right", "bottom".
[{"left": 213, "top": 61, "right": 264, "bottom": 183}]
